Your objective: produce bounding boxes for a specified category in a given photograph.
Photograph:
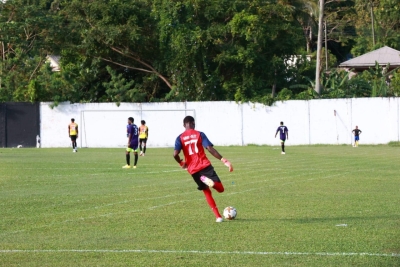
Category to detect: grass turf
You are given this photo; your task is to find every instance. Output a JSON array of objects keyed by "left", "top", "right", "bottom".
[{"left": 0, "top": 145, "right": 399, "bottom": 266}]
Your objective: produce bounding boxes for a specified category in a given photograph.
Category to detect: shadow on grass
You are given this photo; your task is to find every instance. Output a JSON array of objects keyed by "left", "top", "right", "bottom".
[{"left": 229, "top": 215, "right": 400, "bottom": 224}]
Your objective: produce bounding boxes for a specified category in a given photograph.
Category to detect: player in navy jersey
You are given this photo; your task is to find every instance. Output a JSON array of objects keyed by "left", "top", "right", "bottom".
[
  {"left": 123, "top": 117, "right": 139, "bottom": 169},
  {"left": 173, "top": 116, "right": 233, "bottom": 223},
  {"left": 352, "top": 126, "right": 362, "bottom": 147},
  {"left": 275, "top": 121, "right": 289, "bottom": 154}
]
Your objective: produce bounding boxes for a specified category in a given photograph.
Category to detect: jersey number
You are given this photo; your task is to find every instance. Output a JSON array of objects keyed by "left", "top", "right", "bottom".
[
  {"left": 131, "top": 127, "right": 138, "bottom": 136},
  {"left": 184, "top": 139, "right": 199, "bottom": 155}
]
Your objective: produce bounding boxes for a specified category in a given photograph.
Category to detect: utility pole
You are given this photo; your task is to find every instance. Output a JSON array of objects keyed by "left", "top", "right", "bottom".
[
  {"left": 370, "top": 1, "right": 375, "bottom": 46},
  {"left": 315, "top": 0, "right": 324, "bottom": 95},
  {"left": 324, "top": 20, "right": 328, "bottom": 71}
]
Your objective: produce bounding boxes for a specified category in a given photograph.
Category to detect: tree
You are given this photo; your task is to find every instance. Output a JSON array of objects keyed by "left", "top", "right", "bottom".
[{"left": 60, "top": 0, "right": 172, "bottom": 102}]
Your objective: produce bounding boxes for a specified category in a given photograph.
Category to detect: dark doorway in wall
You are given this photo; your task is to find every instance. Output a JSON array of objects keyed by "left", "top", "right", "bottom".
[{"left": 0, "top": 103, "right": 40, "bottom": 148}]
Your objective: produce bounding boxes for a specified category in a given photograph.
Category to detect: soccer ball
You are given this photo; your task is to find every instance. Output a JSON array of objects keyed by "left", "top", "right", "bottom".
[{"left": 223, "top": 206, "right": 237, "bottom": 220}]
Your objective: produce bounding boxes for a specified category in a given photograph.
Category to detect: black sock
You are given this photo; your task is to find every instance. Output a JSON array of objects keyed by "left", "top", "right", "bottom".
[
  {"left": 126, "top": 154, "right": 130, "bottom": 165},
  {"left": 281, "top": 143, "right": 285, "bottom": 152},
  {"left": 74, "top": 141, "right": 77, "bottom": 149},
  {"left": 143, "top": 146, "right": 146, "bottom": 153},
  {"left": 72, "top": 143, "right": 75, "bottom": 149},
  {"left": 139, "top": 144, "right": 142, "bottom": 152},
  {"left": 134, "top": 154, "right": 138, "bottom": 166}
]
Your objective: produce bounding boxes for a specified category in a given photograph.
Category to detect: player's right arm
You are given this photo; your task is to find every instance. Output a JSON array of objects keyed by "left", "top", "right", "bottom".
[
  {"left": 127, "top": 126, "right": 132, "bottom": 146},
  {"left": 173, "top": 135, "right": 187, "bottom": 169},
  {"left": 68, "top": 125, "right": 70, "bottom": 137}
]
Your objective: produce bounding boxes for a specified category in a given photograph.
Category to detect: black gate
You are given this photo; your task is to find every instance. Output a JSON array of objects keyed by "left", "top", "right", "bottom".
[{"left": 0, "top": 103, "right": 40, "bottom": 148}]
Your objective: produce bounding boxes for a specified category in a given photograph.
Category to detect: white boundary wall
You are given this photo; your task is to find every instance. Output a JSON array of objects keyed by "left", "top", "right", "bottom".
[{"left": 40, "top": 98, "right": 400, "bottom": 148}]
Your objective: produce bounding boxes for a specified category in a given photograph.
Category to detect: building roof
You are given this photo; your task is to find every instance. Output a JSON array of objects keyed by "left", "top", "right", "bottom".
[
  {"left": 46, "top": 55, "right": 61, "bottom": 72},
  {"left": 339, "top": 46, "right": 400, "bottom": 68}
]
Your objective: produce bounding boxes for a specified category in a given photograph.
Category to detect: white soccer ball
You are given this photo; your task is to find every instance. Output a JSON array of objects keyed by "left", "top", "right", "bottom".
[{"left": 223, "top": 206, "right": 237, "bottom": 220}]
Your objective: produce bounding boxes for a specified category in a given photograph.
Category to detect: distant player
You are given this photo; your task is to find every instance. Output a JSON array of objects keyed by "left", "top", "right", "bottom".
[
  {"left": 352, "top": 126, "right": 362, "bottom": 147},
  {"left": 173, "top": 116, "right": 233, "bottom": 223},
  {"left": 123, "top": 117, "right": 139, "bottom": 169},
  {"left": 275, "top": 121, "right": 288, "bottom": 154},
  {"left": 68, "top": 118, "right": 78, "bottom": 153},
  {"left": 139, "top": 120, "right": 149, "bottom": 156}
]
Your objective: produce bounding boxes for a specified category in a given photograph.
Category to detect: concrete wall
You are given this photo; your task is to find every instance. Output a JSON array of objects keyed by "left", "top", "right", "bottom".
[{"left": 40, "top": 98, "right": 400, "bottom": 148}]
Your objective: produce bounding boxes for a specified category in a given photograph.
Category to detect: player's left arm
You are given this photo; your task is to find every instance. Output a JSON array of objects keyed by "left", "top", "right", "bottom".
[
  {"left": 286, "top": 129, "right": 289, "bottom": 140},
  {"left": 201, "top": 132, "right": 233, "bottom": 172},
  {"left": 76, "top": 125, "right": 78, "bottom": 138},
  {"left": 206, "top": 146, "right": 233, "bottom": 172},
  {"left": 206, "top": 145, "right": 223, "bottom": 160}
]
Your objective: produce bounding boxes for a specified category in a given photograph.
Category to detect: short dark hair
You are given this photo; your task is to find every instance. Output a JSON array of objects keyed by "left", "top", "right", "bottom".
[
  {"left": 280, "top": 121, "right": 284, "bottom": 125},
  {"left": 141, "top": 120, "right": 145, "bottom": 125},
  {"left": 183, "top": 116, "right": 195, "bottom": 124},
  {"left": 128, "top": 117, "right": 134, "bottom": 123},
  {"left": 71, "top": 118, "right": 75, "bottom": 122}
]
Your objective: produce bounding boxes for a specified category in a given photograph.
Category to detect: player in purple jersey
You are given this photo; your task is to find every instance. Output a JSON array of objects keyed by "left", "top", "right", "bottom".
[
  {"left": 352, "top": 126, "right": 362, "bottom": 147},
  {"left": 275, "top": 121, "right": 289, "bottom": 154},
  {"left": 123, "top": 117, "right": 139, "bottom": 169}
]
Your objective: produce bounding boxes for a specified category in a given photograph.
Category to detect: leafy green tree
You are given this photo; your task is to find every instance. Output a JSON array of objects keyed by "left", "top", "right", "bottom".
[
  {"left": 0, "top": 0, "right": 66, "bottom": 102},
  {"left": 103, "top": 66, "right": 146, "bottom": 105},
  {"left": 351, "top": 0, "right": 400, "bottom": 56},
  {"left": 389, "top": 69, "right": 400, "bottom": 96},
  {"left": 60, "top": 0, "right": 172, "bottom": 102}
]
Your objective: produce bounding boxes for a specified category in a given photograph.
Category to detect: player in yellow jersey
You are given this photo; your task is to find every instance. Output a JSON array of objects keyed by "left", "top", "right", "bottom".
[
  {"left": 68, "top": 118, "right": 78, "bottom": 152},
  {"left": 139, "top": 120, "right": 148, "bottom": 156}
]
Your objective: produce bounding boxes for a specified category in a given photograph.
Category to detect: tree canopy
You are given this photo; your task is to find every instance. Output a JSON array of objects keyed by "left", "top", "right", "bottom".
[{"left": 1, "top": 0, "right": 399, "bottom": 104}]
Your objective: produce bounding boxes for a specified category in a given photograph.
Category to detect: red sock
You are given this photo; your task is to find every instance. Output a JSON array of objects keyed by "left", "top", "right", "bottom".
[
  {"left": 203, "top": 188, "right": 222, "bottom": 218},
  {"left": 213, "top": 182, "right": 224, "bottom": 193}
]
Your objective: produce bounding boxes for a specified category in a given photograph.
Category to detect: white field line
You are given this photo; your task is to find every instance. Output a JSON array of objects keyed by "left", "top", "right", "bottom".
[{"left": 0, "top": 249, "right": 398, "bottom": 257}]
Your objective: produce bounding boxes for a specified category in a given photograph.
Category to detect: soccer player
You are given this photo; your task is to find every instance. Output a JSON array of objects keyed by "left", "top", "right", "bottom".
[
  {"left": 139, "top": 120, "right": 149, "bottom": 156},
  {"left": 275, "top": 121, "right": 289, "bottom": 154},
  {"left": 68, "top": 118, "right": 78, "bottom": 153},
  {"left": 173, "top": 116, "right": 233, "bottom": 223},
  {"left": 352, "top": 126, "right": 362, "bottom": 147},
  {"left": 123, "top": 117, "right": 139, "bottom": 169}
]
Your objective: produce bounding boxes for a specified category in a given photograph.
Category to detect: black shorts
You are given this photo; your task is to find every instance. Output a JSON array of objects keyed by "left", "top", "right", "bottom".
[
  {"left": 191, "top": 165, "right": 221, "bottom": 191},
  {"left": 139, "top": 138, "right": 147, "bottom": 144},
  {"left": 70, "top": 135, "right": 77, "bottom": 141}
]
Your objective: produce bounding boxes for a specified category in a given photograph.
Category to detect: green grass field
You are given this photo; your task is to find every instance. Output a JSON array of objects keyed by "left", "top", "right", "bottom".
[{"left": 0, "top": 145, "right": 399, "bottom": 266}]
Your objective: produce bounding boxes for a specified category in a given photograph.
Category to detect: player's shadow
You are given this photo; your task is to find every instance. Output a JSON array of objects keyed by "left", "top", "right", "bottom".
[
  {"left": 271, "top": 214, "right": 400, "bottom": 224},
  {"left": 229, "top": 214, "right": 400, "bottom": 223},
  {"left": 225, "top": 218, "right": 268, "bottom": 223},
  {"left": 280, "top": 214, "right": 400, "bottom": 224}
]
